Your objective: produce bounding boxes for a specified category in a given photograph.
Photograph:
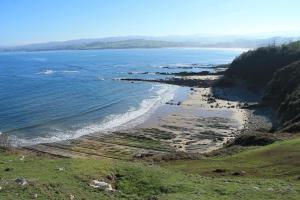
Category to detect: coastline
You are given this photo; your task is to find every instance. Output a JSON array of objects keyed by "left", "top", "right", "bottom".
[
  {"left": 21, "top": 74, "right": 272, "bottom": 158},
  {"left": 138, "top": 75, "right": 248, "bottom": 153}
]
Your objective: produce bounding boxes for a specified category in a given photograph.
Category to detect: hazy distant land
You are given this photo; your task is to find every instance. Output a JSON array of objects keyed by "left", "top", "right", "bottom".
[{"left": 1, "top": 35, "right": 300, "bottom": 52}]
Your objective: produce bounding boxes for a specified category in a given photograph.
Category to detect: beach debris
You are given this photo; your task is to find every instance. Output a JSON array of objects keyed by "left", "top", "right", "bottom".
[
  {"left": 89, "top": 180, "right": 114, "bottom": 192},
  {"left": 15, "top": 177, "right": 28, "bottom": 186}
]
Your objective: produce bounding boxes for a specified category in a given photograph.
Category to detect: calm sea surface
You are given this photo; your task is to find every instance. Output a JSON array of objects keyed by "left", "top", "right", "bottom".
[{"left": 0, "top": 48, "right": 243, "bottom": 145}]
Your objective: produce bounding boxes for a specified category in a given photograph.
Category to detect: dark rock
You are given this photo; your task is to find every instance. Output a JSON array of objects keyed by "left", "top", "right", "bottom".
[
  {"left": 134, "top": 152, "right": 155, "bottom": 159},
  {"left": 232, "top": 171, "right": 246, "bottom": 176},
  {"left": 106, "top": 174, "right": 115, "bottom": 181},
  {"left": 4, "top": 168, "right": 12, "bottom": 172},
  {"left": 213, "top": 169, "right": 226, "bottom": 173},
  {"left": 228, "top": 133, "right": 277, "bottom": 147},
  {"left": 15, "top": 177, "right": 28, "bottom": 186},
  {"left": 148, "top": 196, "right": 159, "bottom": 200}
]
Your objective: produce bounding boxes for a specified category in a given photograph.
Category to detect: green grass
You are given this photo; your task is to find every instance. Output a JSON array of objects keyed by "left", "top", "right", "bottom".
[
  {"left": 163, "top": 137, "right": 300, "bottom": 178},
  {"left": 0, "top": 138, "right": 299, "bottom": 200}
]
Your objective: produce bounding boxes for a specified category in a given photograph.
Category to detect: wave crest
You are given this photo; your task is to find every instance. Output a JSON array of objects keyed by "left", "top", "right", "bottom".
[{"left": 15, "top": 84, "right": 178, "bottom": 146}]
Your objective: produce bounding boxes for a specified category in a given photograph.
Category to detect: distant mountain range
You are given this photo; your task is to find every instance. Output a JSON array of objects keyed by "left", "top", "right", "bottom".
[{"left": 0, "top": 35, "right": 299, "bottom": 52}]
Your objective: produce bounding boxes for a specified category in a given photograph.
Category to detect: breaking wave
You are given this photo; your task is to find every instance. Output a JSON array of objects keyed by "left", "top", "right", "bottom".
[{"left": 15, "top": 84, "right": 178, "bottom": 146}]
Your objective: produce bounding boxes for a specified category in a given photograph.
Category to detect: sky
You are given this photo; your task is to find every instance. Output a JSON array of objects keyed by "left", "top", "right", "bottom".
[{"left": 0, "top": 0, "right": 300, "bottom": 46}]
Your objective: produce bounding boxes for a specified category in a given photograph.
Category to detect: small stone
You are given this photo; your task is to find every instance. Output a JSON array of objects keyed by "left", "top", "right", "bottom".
[
  {"left": 232, "top": 171, "right": 246, "bottom": 176},
  {"left": 89, "top": 180, "right": 114, "bottom": 192},
  {"left": 148, "top": 196, "right": 159, "bottom": 200},
  {"left": 213, "top": 169, "right": 226, "bottom": 173},
  {"left": 15, "top": 177, "right": 28, "bottom": 186},
  {"left": 57, "top": 167, "right": 64, "bottom": 171},
  {"left": 106, "top": 174, "right": 114, "bottom": 181},
  {"left": 69, "top": 194, "right": 75, "bottom": 200},
  {"left": 4, "top": 167, "right": 12, "bottom": 172}
]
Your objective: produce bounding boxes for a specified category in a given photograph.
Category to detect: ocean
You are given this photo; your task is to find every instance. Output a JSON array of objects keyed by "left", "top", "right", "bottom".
[{"left": 0, "top": 48, "right": 244, "bottom": 145}]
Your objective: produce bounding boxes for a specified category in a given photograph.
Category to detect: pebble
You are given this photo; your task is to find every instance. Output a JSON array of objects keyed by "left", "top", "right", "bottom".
[
  {"left": 15, "top": 177, "right": 28, "bottom": 186},
  {"left": 57, "top": 167, "right": 65, "bottom": 171},
  {"left": 20, "top": 156, "right": 25, "bottom": 161}
]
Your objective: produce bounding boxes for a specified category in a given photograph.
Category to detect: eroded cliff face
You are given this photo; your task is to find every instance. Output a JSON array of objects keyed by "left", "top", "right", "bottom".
[{"left": 263, "top": 61, "right": 300, "bottom": 132}]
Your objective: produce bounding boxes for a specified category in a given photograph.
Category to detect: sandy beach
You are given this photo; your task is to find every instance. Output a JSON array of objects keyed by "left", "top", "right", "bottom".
[
  {"left": 138, "top": 75, "right": 248, "bottom": 153},
  {"left": 22, "top": 74, "right": 273, "bottom": 159}
]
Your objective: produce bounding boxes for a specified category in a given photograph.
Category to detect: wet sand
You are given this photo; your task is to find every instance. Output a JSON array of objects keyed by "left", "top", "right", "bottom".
[{"left": 24, "top": 75, "right": 272, "bottom": 159}]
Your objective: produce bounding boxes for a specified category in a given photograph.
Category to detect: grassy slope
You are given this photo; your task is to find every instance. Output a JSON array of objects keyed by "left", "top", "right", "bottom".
[
  {"left": 163, "top": 137, "right": 300, "bottom": 178},
  {"left": 0, "top": 138, "right": 299, "bottom": 200}
]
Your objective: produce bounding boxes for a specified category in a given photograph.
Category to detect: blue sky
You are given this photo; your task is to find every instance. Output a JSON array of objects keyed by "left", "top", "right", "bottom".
[{"left": 0, "top": 0, "right": 300, "bottom": 45}]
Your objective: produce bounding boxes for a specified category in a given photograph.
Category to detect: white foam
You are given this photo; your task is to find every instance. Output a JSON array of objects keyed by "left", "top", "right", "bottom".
[
  {"left": 38, "top": 69, "right": 56, "bottom": 75},
  {"left": 62, "top": 70, "right": 79, "bottom": 73},
  {"left": 37, "top": 69, "right": 79, "bottom": 75},
  {"left": 30, "top": 58, "right": 47, "bottom": 62},
  {"left": 16, "top": 84, "right": 178, "bottom": 146}
]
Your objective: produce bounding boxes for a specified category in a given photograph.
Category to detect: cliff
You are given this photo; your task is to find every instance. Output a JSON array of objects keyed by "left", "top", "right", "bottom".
[
  {"left": 223, "top": 41, "right": 300, "bottom": 89},
  {"left": 218, "top": 41, "right": 300, "bottom": 133},
  {"left": 263, "top": 61, "right": 300, "bottom": 132}
]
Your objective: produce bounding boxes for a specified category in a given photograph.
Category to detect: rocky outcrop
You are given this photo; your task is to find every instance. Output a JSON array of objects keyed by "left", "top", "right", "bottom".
[{"left": 262, "top": 61, "right": 300, "bottom": 132}]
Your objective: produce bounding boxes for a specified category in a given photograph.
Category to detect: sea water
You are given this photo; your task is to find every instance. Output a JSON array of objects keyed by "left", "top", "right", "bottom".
[{"left": 0, "top": 48, "right": 243, "bottom": 145}]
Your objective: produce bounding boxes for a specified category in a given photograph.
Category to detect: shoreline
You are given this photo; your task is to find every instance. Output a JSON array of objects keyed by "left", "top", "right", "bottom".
[
  {"left": 13, "top": 84, "right": 179, "bottom": 147},
  {"left": 21, "top": 74, "right": 273, "bottom": 158},
  {"left": 137, "top": 75, "right": 249, "bottom": 153}
]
